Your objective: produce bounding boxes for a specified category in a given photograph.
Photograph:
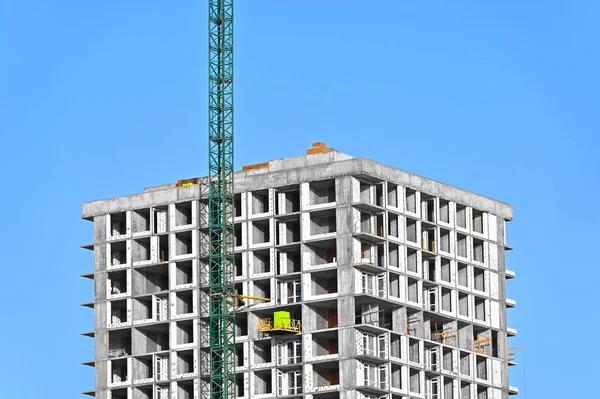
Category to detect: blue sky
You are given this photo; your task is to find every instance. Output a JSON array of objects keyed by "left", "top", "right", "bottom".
[{"left": 0, "top": 1, "right": 598, "bottom": 398}]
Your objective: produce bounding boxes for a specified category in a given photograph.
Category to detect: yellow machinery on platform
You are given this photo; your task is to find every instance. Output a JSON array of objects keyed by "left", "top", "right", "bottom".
[
  {"left": 474, "top": 334, "right": 494, "bottom": 354},
  {"left": 258, "top": 311, "right": 302, "bottom": 333}
]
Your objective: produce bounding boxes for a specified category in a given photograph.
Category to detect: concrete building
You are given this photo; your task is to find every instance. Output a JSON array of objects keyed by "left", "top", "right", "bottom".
[{"left": 81, "top": 143, "right": 517, "bottom": 399}]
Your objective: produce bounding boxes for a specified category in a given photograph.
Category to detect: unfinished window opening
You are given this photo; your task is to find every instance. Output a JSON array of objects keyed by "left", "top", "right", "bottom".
[
  {"left": 387, "top": 183, "right": 398, "bottom": 208},
  {"left": 110, "top": 357, "right": 128, "bottom": 384},
  {"left": 408, "top": 278, "right": 419, "bottom": 303},
  {"left": 234, "top": 193, "right": 242, "bottom": 217},
  {"left": 409, "top": 368, "right": 420, "bottom": 394},
  {"left": 425, "top": 259, "right": 435, "bottom": 282},
  {"left": 109, "top": 212, "right": 127, "bottom": 237},
  {"left": 251, "top": 190, "right": 269, "bottom": 215},
  {"left": 389, "top": 243, "right": 399, "bottom": 268},
  {"left": 159, "top": 235, "right": 169, "bottom": 263},
  {"left": 109, "top": 241, "right": 127, "bottom": 266},
  {"left": 109, "top": 299, "right": 127, "bottom": 325},
  {"left": 388, "top": 213, "right": 399, "bottom": 238},
  {"left": 236, "top": 314, "right": 248, "bottom": 336},
  {"left": 405, "top": 188, "right": 417, "bottom": 213},
  {"left": 254, "top": 340, "right": 272, "bottom": 364},
  {"left": 137, "top": 264, "right": 169, "bottom": 294},
  {"left": 474, "top": 267, "right": 486, "bottom": 292},
  {"left": 234, "top": 223, "right": 242, "bottom": 247},
  {"left": 477, "top": 385, "right": 488, "bottom": 399},
  {"left": 176, "top": 320, "right": 194, "bottom": 345},
  {"left": 309, "top": 179, "right": 336, "bottom": 205},
  {"left": 376, "top": 214, "right": 385, "bottom": 237},
  {"left": 360, "top": 181, "right": 372, "bottom": 203},
  {"left": 456, "top": 205, "right": 466, "bottom": 229},
  {"left": 308, "top": 240, "right": 337, "bottom": 265},
  {"left": 458, "top": 263, "right": 469, "bottom": 287},
  {"left": 376, "top": 184, "right": 384, "bottom": 207},
  {"left": 254, "top": 370, "right": 273, "bottom": 395},
  {"left": 457, "top": 234, "right": 467, "bottom": 258},
  {"left": 440, "top": 229, "right": 450, "bottom": 253},
  {"left": 445, "top": 381, "right": 455, "bottom": 399},
  {"left": 443, "top": 347, "right": 454, "bottom": 372},
  {"left": 108, "top": 270, "right": 127, "bottom": 296},
  {"left": 441, "top": 288, "right": 452, "bottom": 312},
  {"left": 108, "top": 329, "right": 131, "bottom": 358},
  {"left": 252, "top": 250, "right": 271, "bottom": 275},
  {"left": 153, "top": 206, "right": 168, "bottom": 234},
  {"left": 421, "top": 195, "right": 435, "bottom": 222},
  {"left": 461, "top": 382, "right": 471, "bottom": 398},
  {"left": 472, "top": 209, "right": 484, "bottom": 234},
  {"left": 176, "top": 261, "right": 193, "bottom": 286},
  {"left": 174, "top": 202, "right": 193, "bottom": 226},
  {"left": 473, "top": 238, "right": 484, "bottom": 263},
  {"left": 277, "top": 187, "right": 300, "bottom": 214},
  {"left": 476, "top": 355, "right": 487, "bottom": 380},
  {"left": 458, "top": 292, "right": 469, "bottom": 317},
  {"left": 406, "top": 218, "right": 417, "bottom": 243},
  {"left": 310, "top": 209, "right": 336, "bottom": 235},
  {"left": 278, "top": 249, "right": 301, "bottom": 274},
  {"left": 439, "top": 199, "right": 450, "bottom": 224},
  {"left": 137, "top": 324, "right": 169, "bottom": 353},
  {"left": 235, "top": 343, "right": 244, "bottom": 367},
  {"left": 251, "top": 219, "right": 270, "bottom": 244},
  {"left": 388, "top": 273, "right": 400, "bottom": 298},
  {"left": 391, "top": 364, "right": 402, "bottom": 389},
  {"left": 408, "top": 338, "right": 420, "bottom": 363},
  {"left": 176, "top": 349, "right": 194, "bottom": 375},
  {"left": 175, "top": 231, "right": 193, "bottom": 256},
  {"left": 175, "top": 290, "right": 194, "bottom": 316},
  {"left": 235, "top": 253, "right": 243, "bottom": 277},
  {"left": 390, "top": 333, "right": 402, "bottom": 359},
  {"left": 109, "top": 388, "right": 128, "bottom": 399},
  {"left": 316, "top": 362, "right": 341, "bottom": 388},
  {"left": 311, "top": 269, "right": 337, "bottom": 296},
  {"left": 407, "top": 248, "right": 418, "bottom": 273},
  {"left": 132, "top": 208, "right": 150, "bottom": 234},
  {"left": 474, "top": 297, "right": 486, "bottom": 321},
  {"left": 422, "top": 225, "right": 436, "bottom": 252},
  {"left": 441, "top": 258, "right": 451, "bottom": 283},
  {"left": 133, "top": 238, "right": 151, "bottom": 263},
  {"left": 460, "top": 351, "right": 470, "bottom": 376},
  {"left": 134, "top": 297, "right": 152, "bottom": 321},
  {"left": 177, "top": 380, "right": 194, "bottom": 399},
  {"left": 236, "top": 374, "right": 244, "bottom": 397},
  {"left": 253, "top": 279, "right": 271, "bottom": 301},
  {"left": 284, "top": 220, "right": 301, "bottom": 243},
  {"left": 360, "top": 212, "right": 372, "bottom": 234}
]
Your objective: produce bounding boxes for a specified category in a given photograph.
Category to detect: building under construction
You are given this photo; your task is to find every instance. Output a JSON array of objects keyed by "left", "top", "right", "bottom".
[{"left": 81, "top": 143, "right": 517, "bottom": 399}]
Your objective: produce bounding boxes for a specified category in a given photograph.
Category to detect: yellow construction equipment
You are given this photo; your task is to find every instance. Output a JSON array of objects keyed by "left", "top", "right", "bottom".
[
  {"left": 432, "top": 329, "right": 456, "bottom": 345},
  {"left": 236, "top": 294, "right": 270, "bottom": 307},
  {"left": 474, "top": 334, "right": 493, "bottom": 354},
  {"left": 258, "top": 311, "right": 302, "bottom": 333}
]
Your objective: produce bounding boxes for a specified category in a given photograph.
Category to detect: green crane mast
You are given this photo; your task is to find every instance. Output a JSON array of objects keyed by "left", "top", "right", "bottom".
[{"left": 207, "top": 2, "right": 235, "bottom": 399}]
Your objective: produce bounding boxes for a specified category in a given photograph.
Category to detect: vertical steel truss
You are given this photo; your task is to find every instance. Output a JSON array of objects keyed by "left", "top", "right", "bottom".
[{"left": 208, "top": 2, "right": 235, "bottom": 399}]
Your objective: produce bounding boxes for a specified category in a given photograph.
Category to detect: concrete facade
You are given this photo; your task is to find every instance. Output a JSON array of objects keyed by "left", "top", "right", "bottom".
[{"left": 81, "top": 146, "right": 517, "bottom": 399}]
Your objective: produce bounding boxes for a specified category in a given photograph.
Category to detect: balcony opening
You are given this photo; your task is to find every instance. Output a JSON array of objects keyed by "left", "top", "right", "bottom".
[
  {"left": 134, "top": 297, "right": 152, "bottom": 321},
  {"left": 408, "top": 278, "right": 418, "bottom": 303},
  {"left": 133, "top": 238, "right": 151, "bottom": 263},
  {"left": 388, "top": 213, "right": 399, "bottom": 238},
  {"left": 254, "top": 340, "right": 272, "bottom": 364},
  {"left": 133, "top": 356, "right": 152, "bottom": 382},
  {"left": 421, "top": 225, "right": 436, "bottom": 252},
  {"left": 310, "top": 209, "right": 336, "bottom": 235},
  {"left": 440, "top": 229, "right": 450, "bottom": 253},
  {"left": 159, "top": 235, "right": 169, "bottom": 263},
  {"left": 409, "top": 368, "right": 420, "bottom": 394},
  {"left": 177, "top": 349, "right": 194, "bottom": 375},
  {"left": 375, "top": 184, "right": 384, "bottom": 207},
  {"left": 457, "top": 234, "right": 467, "bottom": 258},
  {"left": 253, "top": 279, "right": 271, "bottom": 301},
  {"left": 136, "top": 264, "right": 168, "bottom": 294},
  {"left": 474, "top": 267, "right": 485, "bottom": 292},
  {"left": 309, "top": 179, "right": 336, "bottom": 205},
  {"left": 311, "top": 269, "right": 337, "bottom": 295},
  {"left": 108, "top": 329, "right": 131, "bottom": 358},
  {"left": 134, "top": 386, "right": 152, "bottom": 399},
  {"left": 109, "top": 241, "right": 127, "bottom": 266},
  {"left": 440, "top": 258, "right": 451, "bottom": 283},
  {"left": 389, "top": 243, "right": 399, "bottom": 268},
  {"left": 309, "top": 303, "right": 338, "bottom": 330},
  {"left": 174, "top": 201, "right": 193, "bottom": 226},
  {"left": 477, "top": 385, "right": 488, "bottom": 399},
  {"left": 234, "top": 193, "right": 242, "bottom": 217},
  {"left": 441, "top": 288, "right": 452, "bottom": 312},
  {"left": 390, "top": 333, "right": 402, "bottom": 359},
  {"left": 459, "top": 292, "right": 469, "bottom": 317},
  {"left": 474, "top": 297, "right": 486, "bottom": 321},
  {"left": 252, "top": 249, "right": 271, "bottom": 274},
  {"left": 109, "top": 299, "right": 127, "bottom": 325},
  {"left": 307, "top": 239, "right": 337, "bottom": 265},
  {"left": 458, "top": 263, "right": 469, "bottom": 287},
  {"left": 387, "top": 183, "right": 398, "bottom": 208},
  {"left": 110, "top": 388, "right": 128, "bottom": 399},
  {"left": 389, "top": 273, "right": 400, "bottom": 298},
  {"left": 461, "top": 382, "right": 471, "bottom": 398},
  {"left": 409, "top": 338, "right": 420, "bottom": 363},
  {"left": 476, "top": 355, "right": 487, "bottom": 380},
  {"left": 251, "top": 219, "right": 270, "bottom": 244},
  {"left": 277, "top": 187, "right": 300, "bottom": 214},
  {"left": 460, "top": 351, "right": 470, "bottom": 376},
  {"left": 313, "top": 331, "right": 338, "bottom": 356},
  {"left": 472, "top": 209, "right": 484, "bottom": 234},
  {"left": 251, "top": 190, "right": 269, "bottom": 215},
  {"left": 108, "top": 270, "right": 127, "bottom": 296},
  {"left": 137, "top": 324, "right": 169, "bottom": 353},
  {"left": 132, "top": 208, "right": 151, "bottom": 234},
  {"left": 110, "top": 212, "right": 127, "bottom": 237},
  {"left": 443, "top": 347, "right": 454, "bottom": 372},
  {"left": 175, "top": 231, "right": 193, "bottom": 256},
  {"left": 176, "top": 319, "right": 194, "bottom": 345},
  {"left": 439, "top": 199, "right": 449, "bottom": 223},
  {"left": 314, "top": 362, "right": 340, "bottom": 388},
  {"left": 281, "top": 220, "right": 300, "bottom": 244},
  {"left": 391, "top": 364, "right": 402, "bottom": 389},
  {"left": 176, "top": 260, "right": 193, "bottom": 286},
  {"left": 407, "top": 248, "right": 418, "bottom": 273},
  {"left": 278, "top": 249, "right": 301, "bottom": 274}
]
